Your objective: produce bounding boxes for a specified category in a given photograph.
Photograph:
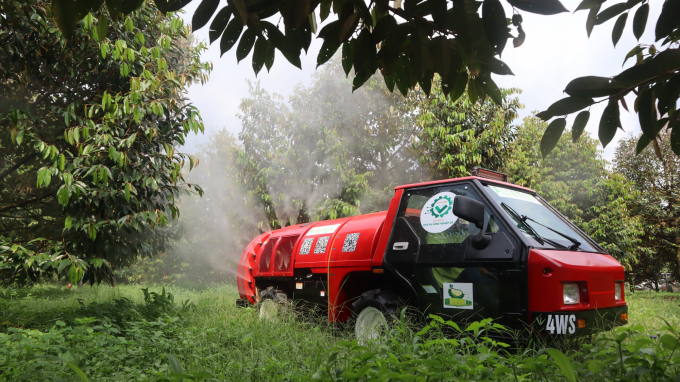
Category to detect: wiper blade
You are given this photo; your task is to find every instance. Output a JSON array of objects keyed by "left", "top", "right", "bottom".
[
  {"left": 501, "top": 203, "right": 545, "bottom": 246},
  {"left": 521, "top": 216, "right": 582, "bottom": 250},
  {"left": 501, "top": 203, "right": 572, "bottom": 250}
]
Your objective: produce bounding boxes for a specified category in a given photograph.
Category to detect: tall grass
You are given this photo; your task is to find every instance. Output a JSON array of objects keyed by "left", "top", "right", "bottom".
[
  {"left": 1, "top": 283, "right": 679, "bottom": 381},
  {"left": 625, "top": 290, "right": 680, "bottom": 328}
]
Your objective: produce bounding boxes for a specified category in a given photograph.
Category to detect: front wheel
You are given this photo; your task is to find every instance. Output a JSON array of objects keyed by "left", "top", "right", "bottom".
[
  {"left": 355, "top": 307, "right": 388, "bottom": 344},
  {"left": 352, "top": 289, "right": 398, "bottom": 344}
]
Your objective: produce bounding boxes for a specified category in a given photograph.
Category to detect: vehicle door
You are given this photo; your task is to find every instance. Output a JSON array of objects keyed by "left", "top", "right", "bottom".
[{"left": 385, "top": 182, "right": 519, "bottom": 322}]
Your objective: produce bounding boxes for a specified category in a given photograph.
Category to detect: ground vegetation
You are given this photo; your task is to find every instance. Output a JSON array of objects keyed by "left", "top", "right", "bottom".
[{"left": 1, "top": 283, "right": 679, "bottom": 381}]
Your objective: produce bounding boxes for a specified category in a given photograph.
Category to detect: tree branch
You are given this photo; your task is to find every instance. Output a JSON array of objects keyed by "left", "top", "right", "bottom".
[
  {"left": 0, "top": 151, "right": 37, "bottom": 184},
  {"left": 0, "top": 191, "right": 53, "bottom": 214}
]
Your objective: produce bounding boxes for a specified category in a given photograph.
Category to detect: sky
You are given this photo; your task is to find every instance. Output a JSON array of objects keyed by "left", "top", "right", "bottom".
[{"left": 179, "top": 0, "right": 664, "bottom": 161}]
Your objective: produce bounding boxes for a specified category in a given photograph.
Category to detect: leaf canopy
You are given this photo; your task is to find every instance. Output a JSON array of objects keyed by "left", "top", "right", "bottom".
[
  {"left": 35, "top": 0, "right": 680, "bottom": 161},
  {"left": 1, "top": 1, "right": 209, "bottom": 284}
]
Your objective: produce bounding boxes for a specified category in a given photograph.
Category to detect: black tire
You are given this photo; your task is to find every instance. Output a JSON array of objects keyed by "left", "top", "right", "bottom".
[{"left": 352, "top": 289, "right": 399, "bottom": 344}]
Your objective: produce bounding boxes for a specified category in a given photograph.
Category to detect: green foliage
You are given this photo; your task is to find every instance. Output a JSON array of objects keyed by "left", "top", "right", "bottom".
[
  {"left": 0, "top": 286, "right": 199, "bottom": 381},
  {"left": 309, "top": 315, "right": 680, "bottom": 381},
  {"left": 614, "top": 130, "right": 680, "bottom": 281},
  {"left": 49, "top": 0, "right": 534, "bottom": 107},
  {"left": 410, "top": 77, "right": 522, "bottom": 178},
  {"left": 114, "top": 251, "right": 234, "bottom": 287},
  {"left": 0, "top": 1, "right": 210, "bottom": 285},
  {"left": 235, "top": 59, "right": 426, "bottom": 229},
  {"left": 0, "top": 284, "right": 341, "bottom": 381},
  {"left": 2, "top": 284, "right": 680, "bottom": 381},
  {"left": 503, "top": 114, "right": 645, "bottom": 268},
  {"left": 538, "top": 0, "right": 680, "bottom": 157},
  {"left": 50, "top": 0, "right": 680, "bottom": 162}
]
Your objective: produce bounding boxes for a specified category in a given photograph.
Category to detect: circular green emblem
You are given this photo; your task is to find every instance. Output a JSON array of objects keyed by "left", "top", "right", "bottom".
[{"left": 429, "top": 195, "right": 453, "bottom": 218}]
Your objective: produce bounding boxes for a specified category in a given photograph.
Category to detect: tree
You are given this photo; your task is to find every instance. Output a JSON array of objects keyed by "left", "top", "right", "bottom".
[
  {"left": 132, "top": 131, "right": 260, "bottom": 284},
  {"left": 503, "top": 114, "right": 645, "bottom": 269},
  {"left": 614, "top": 130, "right": 680, "bottom": 281},
  {"left": 141, "top": 63, "right": 424, "bottom": 281},
  {"left": 538, "top": 0, "right": 680, "bottom": 158},
  {"left": 410, "top": 77, "right": 522, "bottom": 178},
  {"left": 0, "top": 1, "right": 210, "bottom": 284},
  {"left": 237, "top": 59, "right": 425, "bottom": 229},
  {"left": 50, "top": 0, "right": 680, "bottom": 160},
  {"left": 162, "top": 64, "right": 520, "bottom": 280}
]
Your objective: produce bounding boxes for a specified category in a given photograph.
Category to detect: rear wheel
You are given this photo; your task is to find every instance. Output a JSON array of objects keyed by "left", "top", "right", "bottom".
[
  {"left": 258, "top": 287, "right": 288, "bottom": 321},
  {"left": 352, "top": 289, "right": 398, "bottom": 344}
]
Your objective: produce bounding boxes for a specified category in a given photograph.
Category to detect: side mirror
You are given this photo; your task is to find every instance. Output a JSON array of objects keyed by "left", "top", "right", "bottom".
[{"left": 452, "top": 196, "right": 484, "bottom": 229}]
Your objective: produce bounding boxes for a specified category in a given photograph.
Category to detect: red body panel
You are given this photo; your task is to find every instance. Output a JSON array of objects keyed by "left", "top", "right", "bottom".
[
  {"left": 237, "top": 232, "right": 271, "bottom": 303},
  {"left": 255, "top": 222, "right": 326, "bottom": 277},
  {"left": 238, "top": 212, "right": 389, "bottom": 321},
  {"left": 528, "top": 249, "right": 626, "bottom": 318},
  {"left": 293, "top": 217, "right": 354, "bottom": 270},
  {"left": 327, "top": 212, "right": 387, "bottom": 322},
  {"left": 371, "top": 189, "right": 403, "bottom": 267}
]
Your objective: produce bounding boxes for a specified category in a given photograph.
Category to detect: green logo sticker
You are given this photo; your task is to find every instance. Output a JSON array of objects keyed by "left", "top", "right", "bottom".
[
  {"left": 448, "top": 287, "right": 465, "bottom": 298},
  {"left": 420, "top": 192, "right": 458, "bottom": 233},
  {"left": 443, "top": 283, "right": 473, "bottom": 309},
  {"left": 489, "top": 186, "right": 540, "bottom": 204},
  {"left": 428, "top": 195, "right": 453, "bottom": 218}
]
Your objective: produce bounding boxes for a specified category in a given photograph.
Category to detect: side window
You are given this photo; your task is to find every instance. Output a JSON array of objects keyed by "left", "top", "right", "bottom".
[{"left": 397, "top": 185, "right": 501, "bottom": 246}]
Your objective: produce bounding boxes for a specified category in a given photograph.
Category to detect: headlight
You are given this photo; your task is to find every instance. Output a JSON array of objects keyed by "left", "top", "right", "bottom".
[
  {"left": 615, "top": 282, "right": 622, "bottom": 301},
  {"left": 563, "top": 283, "right": 580, "bottom": 305}
]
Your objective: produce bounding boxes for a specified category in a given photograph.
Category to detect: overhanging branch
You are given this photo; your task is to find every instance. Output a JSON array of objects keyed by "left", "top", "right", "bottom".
[{"left": 0, "top": 152, "right": 37, "bottom": 184}]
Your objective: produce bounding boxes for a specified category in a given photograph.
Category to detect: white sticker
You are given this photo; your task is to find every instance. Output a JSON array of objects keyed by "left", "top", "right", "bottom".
[
  {"left": 420, "top": 192, "right": 459, "bottom": 233},
  {"left": 489, "top": 186, "right": 540, "bottom": 204},
  {"left": 443, "top": 283, "right": 473, "bottom": 309},
  {"left": 306, "top": 224, "right": 341, "bottom": 236},
  {"left": 320, "top": 291, "right": 325, "bottom": 297},
  {"left": 296, "top": 283, "right": 303, "bottom": 290},
  {"left": 422, "top": 285, "right": 437, "bottom": 294}
]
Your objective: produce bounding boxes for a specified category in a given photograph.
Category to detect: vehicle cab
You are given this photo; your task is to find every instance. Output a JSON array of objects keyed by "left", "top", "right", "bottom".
[{"left": 382, "top": 167, "right": 628, "bottom": 335}]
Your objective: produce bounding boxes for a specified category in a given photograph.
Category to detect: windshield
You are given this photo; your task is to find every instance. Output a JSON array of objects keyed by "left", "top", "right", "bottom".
[{"left": 484, "top": 185, "right": 596, "bottom": 252}]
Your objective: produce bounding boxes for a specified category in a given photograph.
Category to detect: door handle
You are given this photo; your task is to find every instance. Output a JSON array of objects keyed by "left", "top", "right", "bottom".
[{"left": 393, "top": 242, "right": 409, "bottom": 250}]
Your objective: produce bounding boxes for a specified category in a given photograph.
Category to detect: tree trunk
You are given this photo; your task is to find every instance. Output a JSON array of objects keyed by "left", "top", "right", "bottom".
[{"left": 676, "top": 239, "right": 680, "bottom": 277}]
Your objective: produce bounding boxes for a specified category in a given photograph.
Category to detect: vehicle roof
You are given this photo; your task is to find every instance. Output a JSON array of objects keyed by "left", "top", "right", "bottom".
[{"left": 394, "top": 176, "right": 536, "bottom": 193}]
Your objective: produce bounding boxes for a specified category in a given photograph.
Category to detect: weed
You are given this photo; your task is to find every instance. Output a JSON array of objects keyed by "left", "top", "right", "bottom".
[{"left": 1, "top": 284, "right": 678, "bottom": 381}]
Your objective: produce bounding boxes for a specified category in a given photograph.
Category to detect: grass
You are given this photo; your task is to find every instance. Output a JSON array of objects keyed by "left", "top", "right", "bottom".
[
  {"left": 1, "top": 282, "right": 679, "bottom": 381},
  {"left": 625, "top": 289, "right": 680, "bottom": 329},
  {"left": 1, "top": 283, "right": 346, "bottom": 381}
]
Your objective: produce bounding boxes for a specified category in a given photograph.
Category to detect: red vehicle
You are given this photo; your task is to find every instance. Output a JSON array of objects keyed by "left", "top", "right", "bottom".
[{"left": 236, "top": 168, "right": 628, "bottom": 337}]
